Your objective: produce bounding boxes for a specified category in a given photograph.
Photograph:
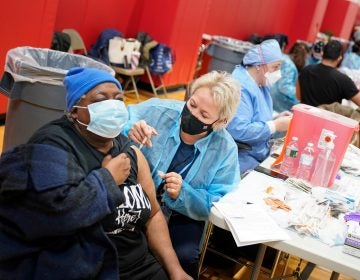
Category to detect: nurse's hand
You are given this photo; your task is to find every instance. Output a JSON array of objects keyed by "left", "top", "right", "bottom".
[
  {"left": 128, "top": 120, "right": 158, "bottom": 148},
  {"left": 274, "top": 115, "right": 292, "bottom": 132},
  {"left": 159, "top": 172, "right": 183, "bottom": 199},
  {"left": 276, "top": 110, "right": 293, "bottom": 118}
]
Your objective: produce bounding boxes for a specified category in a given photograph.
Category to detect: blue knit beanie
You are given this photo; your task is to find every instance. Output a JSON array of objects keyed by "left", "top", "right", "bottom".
[
  {"left": 64, "top": 67, "right": 121, "bottom": 111},
  {"left": 243, "top": 39, "right": 283, "bottom": 66}
]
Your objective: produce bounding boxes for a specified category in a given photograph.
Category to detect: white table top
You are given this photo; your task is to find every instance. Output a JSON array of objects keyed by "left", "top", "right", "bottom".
[
  {"left": 210, "top": 206, "right": 360, "bottom": 279},
  {"left": 210, "top": 168, "right": 360, "bottom": 279}
]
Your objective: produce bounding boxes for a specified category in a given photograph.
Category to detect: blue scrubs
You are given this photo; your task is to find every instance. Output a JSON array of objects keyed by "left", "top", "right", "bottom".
[{"left": 227, "top": 65, "right": 273, "bottom": 174}]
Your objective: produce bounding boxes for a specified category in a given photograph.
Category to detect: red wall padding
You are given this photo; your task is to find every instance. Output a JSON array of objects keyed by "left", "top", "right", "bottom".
[
  {"left": 54, "top": 0, "right": 145, "bottom": 50},
  {"left": 52, "top": 0, "right": 358, "bottom": 87},
  {"left": 321, "top": 0, "right": 359, "bottom": 39},
  {"left": 1, "top": 0, "right": 358, "bottom": 114},
  {"left": 0, "top": 0, "right": 59, "bottom": 115}
]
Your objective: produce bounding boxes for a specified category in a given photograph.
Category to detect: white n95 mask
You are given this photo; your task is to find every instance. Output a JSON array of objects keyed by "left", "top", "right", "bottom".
[
  {"left": 74, "top": 99, "right": 129, "bottom": 138},
  {"left": 264, "top": 69, "right": 282, "bottom": 87}
]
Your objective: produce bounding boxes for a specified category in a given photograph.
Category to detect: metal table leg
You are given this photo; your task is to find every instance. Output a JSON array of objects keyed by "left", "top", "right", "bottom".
[
  {"left": 198, "top": 221, "right": 214, "bottom": 277},
  {"left": 330, "top": 271, "right": 339, "bottom": 280},
  {"left": 251, "top": 243, "right": 267, "bottom": 280}
]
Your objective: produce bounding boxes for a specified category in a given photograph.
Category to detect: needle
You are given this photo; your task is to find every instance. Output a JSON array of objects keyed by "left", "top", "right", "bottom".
[
  {"left": 138, "top": 126, "right": 154, "bottom": 150},
  {"left": 139, "top": 136, "right": 147, "bottom": 150}
]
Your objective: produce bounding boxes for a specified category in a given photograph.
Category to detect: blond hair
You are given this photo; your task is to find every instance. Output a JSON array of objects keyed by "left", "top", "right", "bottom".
[{"left": 189, "top": 71, "right": 241, "bottom": 130}]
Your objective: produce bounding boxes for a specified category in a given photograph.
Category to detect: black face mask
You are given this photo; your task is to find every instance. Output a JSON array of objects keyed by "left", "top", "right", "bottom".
[{"left": 180, "top": 104, "right": 215, "bottom": 135}]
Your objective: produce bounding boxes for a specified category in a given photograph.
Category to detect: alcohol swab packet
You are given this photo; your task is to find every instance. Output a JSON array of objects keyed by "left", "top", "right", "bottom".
[{"left": 157, "top": 170, "right": 165, "bottom": 178}]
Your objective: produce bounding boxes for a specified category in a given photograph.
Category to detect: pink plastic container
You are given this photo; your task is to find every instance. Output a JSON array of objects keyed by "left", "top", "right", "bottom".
[{"left": 276, "top": 104, "right": 359, "bottom": 187}]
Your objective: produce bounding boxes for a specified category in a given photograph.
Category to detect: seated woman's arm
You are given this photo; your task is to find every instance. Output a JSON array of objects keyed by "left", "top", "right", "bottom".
[{"left": 133, "top": 147, "right": 192, "bottom": 280}]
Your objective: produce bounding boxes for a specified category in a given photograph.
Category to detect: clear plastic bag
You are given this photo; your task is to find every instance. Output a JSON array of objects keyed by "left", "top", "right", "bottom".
[
  {"left": 4, "top": 46, "right": 113, "bottom": 88},
  {"left": 288, "top": 197, "right": 347, "bottom": 246}
]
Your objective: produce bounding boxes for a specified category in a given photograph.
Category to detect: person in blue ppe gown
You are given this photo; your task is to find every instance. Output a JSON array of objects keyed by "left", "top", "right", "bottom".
[
  {"left": 123, "top": 71, "right": 241, "bottom": 279},
  {"left": 341, "top": 40, "right": 360, "bottom": 70},
  {"left": 271, "top": 42, "right": 309, "bottom": 113},
  {"left": 227, "top": 39, "right": 292, "bottom": 175}
]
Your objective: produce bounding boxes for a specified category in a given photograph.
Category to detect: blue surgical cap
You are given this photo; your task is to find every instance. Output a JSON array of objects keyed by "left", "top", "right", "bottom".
[
  {"left": 243, "top": 39, "right": 282, "bottom": 66},
  {"left": 64, "top": 67, "right": 121, "bottom": 111}
]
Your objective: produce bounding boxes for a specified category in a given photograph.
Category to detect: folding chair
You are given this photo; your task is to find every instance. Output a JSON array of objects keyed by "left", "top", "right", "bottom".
[
  {"left": 62, "top": 28, "right": 87, "bottom": 55},
  {"left": 145, "top": 66, "right": 168, "bottom": 98},
  {"left": 112, "top": 66, "right": 145, "bottom": 103}
]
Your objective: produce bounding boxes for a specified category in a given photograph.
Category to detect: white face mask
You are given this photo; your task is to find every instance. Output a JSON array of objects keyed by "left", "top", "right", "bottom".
[
  {"left": 264, "top": 69, "right": 282, "bottom": 87},
  {"left": 74, "top": 99, "right": 129, "bottom": 138}
]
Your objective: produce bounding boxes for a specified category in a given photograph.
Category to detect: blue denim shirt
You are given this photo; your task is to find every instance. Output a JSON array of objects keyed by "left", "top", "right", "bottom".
[{"left": 123, "top": 98, "right": 240, "bottom": 221}]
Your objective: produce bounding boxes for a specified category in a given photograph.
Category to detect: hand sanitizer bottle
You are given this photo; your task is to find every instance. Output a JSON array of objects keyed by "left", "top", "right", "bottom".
[{"left": 311, "top": 134, "right": 336, "bottom": 187}]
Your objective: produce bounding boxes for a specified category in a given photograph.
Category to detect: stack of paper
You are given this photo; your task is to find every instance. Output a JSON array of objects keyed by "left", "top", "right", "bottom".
[{"left": 213, "top": 201, "right": 290, "bottom": 247}]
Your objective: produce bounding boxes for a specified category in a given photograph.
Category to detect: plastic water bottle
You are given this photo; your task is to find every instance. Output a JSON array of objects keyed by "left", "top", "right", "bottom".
[
  {"left": 296, "top": 142, "right": 315, "bottom": 181},
  {"left": 311, "top": 135, "right": 336, "bottom": 187},
  {"left": 280, "top": 136, "right": 299, "bottom": 176}
]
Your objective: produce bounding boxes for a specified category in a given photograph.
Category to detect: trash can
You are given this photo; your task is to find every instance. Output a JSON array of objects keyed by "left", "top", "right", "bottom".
[
  {"left": 0, "top": 47, "right": 114, "bottom": 151},
  {"left": 206, "top": 36, "right": 254, "bottom": 73}
]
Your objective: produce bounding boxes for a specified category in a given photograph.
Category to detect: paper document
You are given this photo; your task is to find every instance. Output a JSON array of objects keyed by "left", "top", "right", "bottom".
[{"left": 213, "top": 201, "right": 290, "bottom": 247}]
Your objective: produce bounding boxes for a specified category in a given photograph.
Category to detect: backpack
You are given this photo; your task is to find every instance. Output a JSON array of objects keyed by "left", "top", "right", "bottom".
[
  {"left": 136, "top": 31, "right": 158, "bottom": 67},
  {"left": 88, "top": 28, "right": 123, "bottom": 65},
  {"left": 51, "top": 32, "right": 71, "bottom": 52},
  {"left": 108, "top": 37, "right": 141, "bottom": 69},
  {"left": 148, "top": 44, "right": 174, "bottom": 75}
]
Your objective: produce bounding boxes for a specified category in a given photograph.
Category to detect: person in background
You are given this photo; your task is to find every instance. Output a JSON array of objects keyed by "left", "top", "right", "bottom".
[
  {"left": 339, "top": 30, "right": 360, "bottom": 94},
  {"left": 341, "top": 41, "right": 360, "bottom": 70},
  {"left": 271, "top": 41, "right": 309, "bottom": 113},
  {"left": 307, "top": 41, "right": 325, "bottom": 65},
  {"left": 226, "top": 39, "right": 292, "bottom": 175},
  {"left": 297, "top": 40, "right": 360, "bottom": 107},
  {"left": 263, "top": 33, "right": 289, "bottom": 52},
  {"left": 124, "top": 71, "right": 241, "bottom": 279},
  {"left": 0, "top": 67, "right": 192, "bottom": 280}
]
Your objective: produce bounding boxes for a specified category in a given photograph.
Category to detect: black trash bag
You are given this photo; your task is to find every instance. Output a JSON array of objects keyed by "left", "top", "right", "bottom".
[
  {"left": 51, "top": 32, "right": 71, "bottom": 52},
  {"left": 263, "top": 33, "right": 289, "bottom": 50},
  {"left": 248, "top": 34, "right": 264, "bottom": 45}
]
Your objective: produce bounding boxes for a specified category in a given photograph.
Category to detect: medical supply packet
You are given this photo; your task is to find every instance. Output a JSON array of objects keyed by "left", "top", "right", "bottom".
[{"left": 343, "top": 213, "right": 360, "bottom": 258}]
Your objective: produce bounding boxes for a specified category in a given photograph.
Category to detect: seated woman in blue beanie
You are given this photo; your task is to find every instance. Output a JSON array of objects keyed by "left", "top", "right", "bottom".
[{"left": 0, "top": 67, "right": 192, "bottom": 280}]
